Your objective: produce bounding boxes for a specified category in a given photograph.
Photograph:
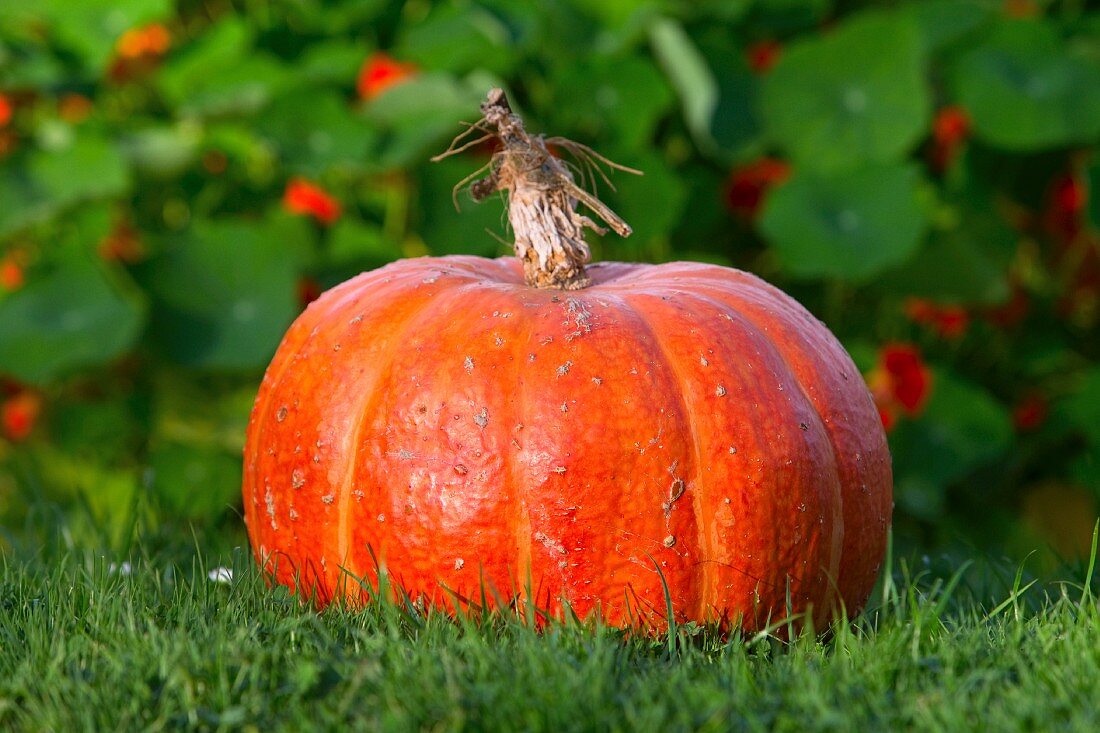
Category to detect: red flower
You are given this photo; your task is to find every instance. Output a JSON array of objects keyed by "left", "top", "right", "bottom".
[
  {"left": 0, "top": 94, "right": 11, "bottom": 127},
  {"left": 866, "top": 343, "right": 933, "bottom": 432},
  {"left": 283, "top": 178, "right": 342, "bottom": 225},
  {"left": 929, "top": 106, "right": 970, "bottom": 172},
  {"left": 724, "top": 158, "right": 791, "bottom": 219},
  {"left": 2, "top": 390, "right": 41, "bottom": 442},
  {"left": 357, "top": 53, "right": 417, "bottom": 101},
  {"left": 1045, "top": 173, "right": 1088, "bottom": 242},
  {"left": 1, "top": 253, "right": 24, "bottom": 291},
  {"left": 745, "top": 40, "right": 782, "bottom": 74},
  {"left": 881, "top": 344, "right": 932, "bottom": 413},
  {"left": 904, "top": 298, "right": 970, "bottom": 339},
  {"left": 1012, "top": 393, "right": 1048, "bottom": 432}
]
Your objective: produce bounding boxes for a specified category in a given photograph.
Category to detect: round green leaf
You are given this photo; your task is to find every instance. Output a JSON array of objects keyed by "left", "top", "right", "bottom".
[
  {"left": 759, "top": 163, "right": 928, "bottom": 281},
  {"left": 256, "top": 90, "right": 376, "bottom": 176},
  {"left": 140, "top": 218, "right": 303, "bottom": 370},
  {"left": 758, "top": 10, "right": 930, "bottom": 172},
  {"left": 953, "top": 20, "right": 1100, "bottom": 151},
  {"left": 0, "top": 259, "right": 146, "bottom": 384}
]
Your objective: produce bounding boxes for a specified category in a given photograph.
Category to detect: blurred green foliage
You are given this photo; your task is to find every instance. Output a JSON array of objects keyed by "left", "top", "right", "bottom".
[{"left": 0, "top": 0, "right": 1098, "bottom": 559}]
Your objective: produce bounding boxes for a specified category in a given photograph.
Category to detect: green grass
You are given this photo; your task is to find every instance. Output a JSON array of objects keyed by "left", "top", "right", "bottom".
[{"left": 1, "top": 535, "right": 1098, "bottom": 732}]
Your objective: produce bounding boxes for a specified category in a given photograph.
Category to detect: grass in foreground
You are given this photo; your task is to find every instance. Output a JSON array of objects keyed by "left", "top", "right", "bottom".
[{"left": 1, "top": 536, "right": 1098, "bottom": 732}]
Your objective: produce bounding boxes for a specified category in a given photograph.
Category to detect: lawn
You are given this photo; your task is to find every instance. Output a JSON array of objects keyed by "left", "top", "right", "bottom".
[{"left": 2, "top": 534, "right": 1097, "bottom": 732}]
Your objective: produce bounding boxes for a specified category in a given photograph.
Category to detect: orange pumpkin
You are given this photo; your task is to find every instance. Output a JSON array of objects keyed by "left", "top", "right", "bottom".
[{"left": 242, "top": 90, "right": 891, "bottom": 631}]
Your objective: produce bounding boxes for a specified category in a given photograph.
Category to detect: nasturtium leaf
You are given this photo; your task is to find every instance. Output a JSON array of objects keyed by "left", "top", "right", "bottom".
[
  {"left": 602, "top": 151, "right": 687, "bottom": 253},
  {"left": 891, "top": 370, "right": 1013, "bottom": 519},
  {"left": 551, "top": 56, "right": 674, "bottom": 151},
  {"left": 158, "top": 19, "right": 290, "bottom": 117},
  {"left": 648, "top": 18, "right": 721, "bottom": 157},
  {"left": 121, "top": 124, "right": 201, "bottom": 179},
  {"left": 30, "top": 134, "right": 129, "bottom": 204},
  {"left": 875, "top": 199, "right": 1017, "bottom": 305},
  {"left": 904, "top": 0, "right": 991, "bottom": 53},
  {"left": 1061, "top": 367, "right": 1100, "bottom": 452},
  {"left": 298, "top": 39, "right": 369, "bottom": 85},
  {"left": 758, "top": 10, "right": 930, "bottom": 172},
  {"left": 149, "top": 441, "right": 242, "bottom": 519},
  {"left": 366, "top": 73, "right": 488, "bottom": 170},
  {"left": 256, "top": 90, "right": 375, "bottom": 176},
  {"left": 0, "top": 162, "right": 50, "bottom": 236},
  {"left": 158, "top": 18, "right": 252, "bottom": 103},
  {"left": 179, "top": 55, "right": 293, "bottom": 118},
  {"left": 327, "top": 220, "right": 403, "bottom": 269},
  {"left": 0, "top": 259, "right": 146, "bottom": 384},
  {"left": 395, "top": 3, "right": 515, "bottom": 76},
  {"left": 953, "top": 20, "right": 1100, "bottom": 151},
  {"left": 418, "top": 157, "right": 509, "bottom": 257},
  {"left": 140, "top": 217, "right": 303, "bottom": 370},
  {"left": 759, "top": 163, "right": 928, "bottom": 281}
]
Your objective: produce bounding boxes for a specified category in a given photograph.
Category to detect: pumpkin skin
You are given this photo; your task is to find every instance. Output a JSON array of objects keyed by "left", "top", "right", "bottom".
[{"left": 243, "top": 255, "right": 891, "bottom": 631}]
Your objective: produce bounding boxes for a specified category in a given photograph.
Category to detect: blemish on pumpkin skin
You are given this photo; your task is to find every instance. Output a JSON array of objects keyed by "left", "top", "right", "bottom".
[
  {"left": 321, "top": 494, "right": 335, "bottom": 504},
  {"left": 716, "top": 385, "right": 727, "bottom": 397},
  {"left": 377, "top": 514, "right": 385, "bottom": 522},
  {"left": 276, "top": 406, "right": 288, "bottom": 422},
  {"left": 560, "top": 402, "right": 568, "bottom": 413},
  {"left": 473, "top": 408, "right": 489, "bottom": 428},
  {"left": 728, "top": 446, "right": 737, "bottom": 455},
  {"left": 454, "top": 464, "right": 468, "bottom": 475},
  {"left": 265, "top": 489, "right": 277, "bottom": 530},
  {"left": 292, "top": 469, "right": 306, "bottom": 489},
  {"left": 454, "top": 558, "right": 465, "bottom": 570},
  {"left": 352, "top": 490, "right": 365, "bottom": 501},
  {"left": 464, "top": 356, "right": 474, "bottom": 373},
  {"left": 700, "top": 356, "right": 709, "bottom": 367},
  {"left": 663, "top": 535, "right": 676, "bottom": 548},
  {"left": 556, "top": 360, "right": 572, "bottom": 376},
  {"left": 350, "top": 315, "right": 363, "bottom": 325}
]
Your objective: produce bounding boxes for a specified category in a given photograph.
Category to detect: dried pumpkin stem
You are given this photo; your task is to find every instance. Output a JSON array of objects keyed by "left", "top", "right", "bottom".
[{"left": 432, "top": 88, "right": 639, "bottom": 290}]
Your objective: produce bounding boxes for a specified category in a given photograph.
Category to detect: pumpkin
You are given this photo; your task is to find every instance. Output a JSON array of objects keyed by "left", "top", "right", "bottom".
[{"left": 242, "top": 90, "right": 892, "bottom": 631}]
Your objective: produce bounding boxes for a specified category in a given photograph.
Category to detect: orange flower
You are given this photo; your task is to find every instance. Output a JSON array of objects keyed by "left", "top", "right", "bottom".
[
  {"left": 1, "top": 253, "right": 23, "bottom": 291},
  {"left": 929, "top": 106, "right": 970, "bottom": 172},
  {"left": 724, "top": 157, "right": 791, "bottom": 219},
  {"left": 745, "top": 40, "right": 782, "bottom": 74},
  {"left": 357, "top": 53, "right": 417, "bottom": 101},
  {"left": 866, "top": 343, "right": 933, "bottom": 432},
  {"left": 904, "top": 298, "right": 970, "bottom": 339},
  {"left": 98, "top": 221, "right": 145, "bottom": 263},
  {"left": 283, "top": 178, "right": 342, "bottom": 225},
  {"left": 0, "top": 93, "right": 11, "bottom": 127},
  {"left": 116, "top": 23, "right": 171, "bottom": 59},
  {"left": 2, "top": 390, "right": 41, "bottom": 442}
]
